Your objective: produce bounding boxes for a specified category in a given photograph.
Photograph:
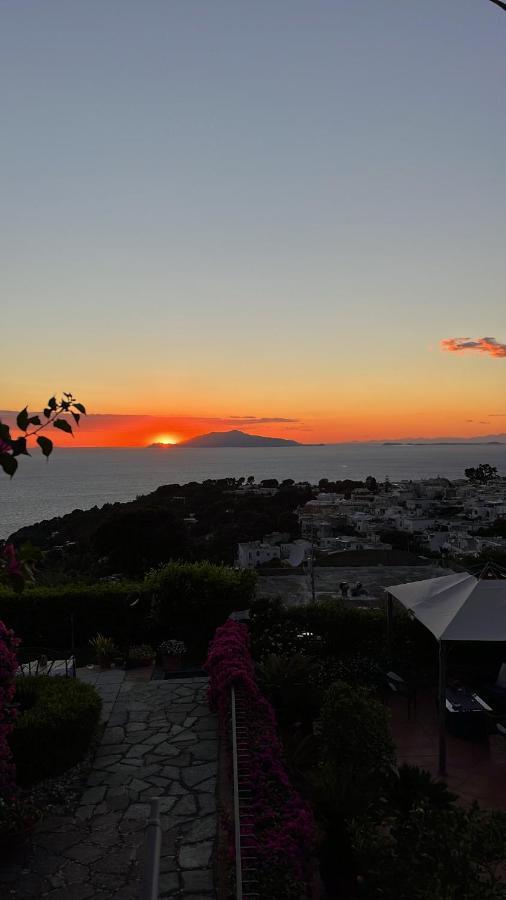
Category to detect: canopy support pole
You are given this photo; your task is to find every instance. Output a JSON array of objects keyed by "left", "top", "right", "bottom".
[{"left": 438, "top": 640, "right": 447, "bottom": 777}]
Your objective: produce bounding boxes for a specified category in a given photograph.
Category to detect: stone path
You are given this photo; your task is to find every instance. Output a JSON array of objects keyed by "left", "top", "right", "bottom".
[{"left": 1, "top": 673, "right": 218, "bottom": 899}]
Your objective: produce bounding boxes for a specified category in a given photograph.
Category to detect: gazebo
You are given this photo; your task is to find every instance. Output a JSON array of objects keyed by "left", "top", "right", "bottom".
[{"left": 385, "top": 569, "right": 506, "bottom": 776}]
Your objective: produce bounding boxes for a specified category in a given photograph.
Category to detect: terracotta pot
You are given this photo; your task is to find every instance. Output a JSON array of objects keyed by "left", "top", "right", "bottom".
[
  {"left": 128, "top": 657, "right": 154, "bottom": 668},
  {"left": 162, "top": 654, "right": 183, "bottom": 672}
]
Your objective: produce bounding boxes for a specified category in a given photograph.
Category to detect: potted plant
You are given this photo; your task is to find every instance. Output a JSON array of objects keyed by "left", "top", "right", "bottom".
[
  {"left": 89, "top": 633, "right": 117, "bottom": 669},
  {"left": 0, "top": 796, "right": 41, "bottom": 852},
  {"left": 158, "top": 639, "right": 186, "bottom": 673},
  {"left": 127, "top": 644, "right": 155, "bottom": 668}
]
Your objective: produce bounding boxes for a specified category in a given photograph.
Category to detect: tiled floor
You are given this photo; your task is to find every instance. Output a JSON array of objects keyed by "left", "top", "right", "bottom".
[{"left": 388, "top": 689, "right": 506, "bottom": 810}]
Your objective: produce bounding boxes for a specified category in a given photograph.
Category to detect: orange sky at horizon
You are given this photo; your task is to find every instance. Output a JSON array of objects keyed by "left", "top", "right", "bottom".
[{"left": 3, "top": 402, "right": 506, "bottom": 448}]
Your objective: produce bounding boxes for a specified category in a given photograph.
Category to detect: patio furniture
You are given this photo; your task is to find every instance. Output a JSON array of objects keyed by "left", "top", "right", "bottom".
[
  {"left": 481, "top": 663, "right": 506, "bottom": 712},
  {"left": 445, "top": 686, "right": 491, "bottom": 739},
  {"left": 386, "top": 669, "right": 417, "bottom": 718},
  {"left": 386, "top": 571, "right": 506, "bottom": 775},
  {"left": 16, "top": 648, "right": 76, "bottom": 678}
]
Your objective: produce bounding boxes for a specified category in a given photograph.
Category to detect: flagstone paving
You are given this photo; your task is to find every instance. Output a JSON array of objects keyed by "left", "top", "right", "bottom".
[{"left": 1, "top": 673, "right": 218, "bottom": 899}]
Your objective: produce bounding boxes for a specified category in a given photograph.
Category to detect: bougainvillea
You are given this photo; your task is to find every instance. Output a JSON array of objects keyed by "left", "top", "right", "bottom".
[
  {"left": 205, "top": 620, "right": 317, "bottom": 899},
  {"left": 0, "top": 620, "right": 20, "bottom": 799}
]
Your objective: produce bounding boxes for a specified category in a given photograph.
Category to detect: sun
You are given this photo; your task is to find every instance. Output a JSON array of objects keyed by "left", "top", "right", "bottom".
[{"left": 152, "top": 433, "right": 179, "bottom": 445}]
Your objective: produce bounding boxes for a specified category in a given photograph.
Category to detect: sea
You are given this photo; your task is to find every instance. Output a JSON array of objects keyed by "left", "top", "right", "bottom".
[{"left": 1, "top": 444, "right": 505, "bottom": 540}]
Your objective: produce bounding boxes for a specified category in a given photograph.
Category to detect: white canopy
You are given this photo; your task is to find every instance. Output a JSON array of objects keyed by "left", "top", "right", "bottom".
[{"left": 387, "top": 572, "right": 506, "bottom": 642}]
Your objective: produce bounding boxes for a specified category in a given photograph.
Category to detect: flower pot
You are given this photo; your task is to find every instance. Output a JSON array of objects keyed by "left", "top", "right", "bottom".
[
  {"left": 162, "top": 654, "right": 183, "bottom": 673},
  {"left": 128, "top": 657, "right": 154, "bottom": 669},
  {"left": 97, "top": 655, "right": 112, "bottom": 670}
]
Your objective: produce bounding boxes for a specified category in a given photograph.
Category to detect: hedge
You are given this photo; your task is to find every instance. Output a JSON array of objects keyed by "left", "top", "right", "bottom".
[
  {"left": 0, "top": 562, "right": 257, "bottom": 659},
  {"left": 9, "top": 676, "right": 102, "bottom": 784}
]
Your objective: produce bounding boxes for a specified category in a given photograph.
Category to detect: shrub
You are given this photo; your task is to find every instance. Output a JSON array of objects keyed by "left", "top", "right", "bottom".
[
  {"left": 9, "top": 676, "right": 101, "bottom": 784},
  {"left": 147, "top": 561, "right": 256, "bottom": 656},
  {"left": 256, "top": 653, "right": 322, "bottom": 727},
  {"left": 316, "top": 680, "right": 394, "bottom": 817},
  {"left": 0, "top": 562, "right": 256, "bottom": 659},
  {"left": 0, "top": 581, "right": 150, "bottom": 650},
  {"left": 352, "top": 803, "right": 506, "bottom": 900},
  {"left": 205, "top": 621, "right": 316, "bottom": 899}
]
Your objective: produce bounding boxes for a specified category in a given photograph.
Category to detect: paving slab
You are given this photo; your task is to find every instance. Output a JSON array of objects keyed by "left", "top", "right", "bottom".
[{"left": 0, "top": 674, "right": 218, "bottom": 898}]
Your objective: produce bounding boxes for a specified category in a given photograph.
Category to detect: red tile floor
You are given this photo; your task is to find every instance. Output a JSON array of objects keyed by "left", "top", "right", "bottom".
[{"left": 387, "top": 689, "right": 506, "bottom": 810}]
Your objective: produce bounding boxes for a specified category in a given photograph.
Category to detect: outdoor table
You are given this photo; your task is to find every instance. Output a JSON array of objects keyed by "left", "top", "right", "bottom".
[{"left": 445, "top": 686, "right": 492, "bottom": 739}]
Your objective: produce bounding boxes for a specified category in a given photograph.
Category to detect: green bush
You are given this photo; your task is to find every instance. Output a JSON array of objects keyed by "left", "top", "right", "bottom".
[
  {"left": 147, "top": 561, "right": 256, "bottom": 656},
  {"left": 9, "top": 676, "right": 102, "bottom": 784},
  {"left": 316, "top": 680, "right": 394, "bottom": 816},
  {"left": 256, "top": 653, "right": 322, "bottom": 727},
  {"left": 0, "top": 562, "right": 256, "bottom": 660},
  {"left": 0, "top": 581, "right": 150, "bottom": 650},
  {"left": 352, "top": 803, "right": 506, "bottom": 900}
]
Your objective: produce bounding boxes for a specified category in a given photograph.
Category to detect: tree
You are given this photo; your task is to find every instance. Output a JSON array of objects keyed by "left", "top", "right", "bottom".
[
  {"left": 464, "top": 464, "right": 498, "bottom": 485},
  {"left": 365, "top": 475, "right": 378, "bottom": 493}
]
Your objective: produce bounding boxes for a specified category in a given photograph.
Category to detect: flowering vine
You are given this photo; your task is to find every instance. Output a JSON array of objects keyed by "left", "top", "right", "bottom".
[{"left": 205, "top": 620, "right": 317, "bottom": 898}]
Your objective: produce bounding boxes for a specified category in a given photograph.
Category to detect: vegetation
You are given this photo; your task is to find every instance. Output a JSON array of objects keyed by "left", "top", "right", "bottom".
[
  {"left": 9, "top": 676, "right": 101, "bottom": 785},
  {"left": 245, "top": 595, "right": 506, "bottom": 898},
  {"left": 0, "top": 562, "right": 256, "bottom": 661},
  {"left": 465, "top": 463, "right": 498, "bottom": 485},
  {"left": 0, "top": 393, "right": 86, "bottom": 478},
  {"left": 8, "top": 478, "right": 312, "bottom": 580},
  {"left": 206, "top": 620, "right": 317, "bottom": 899}
]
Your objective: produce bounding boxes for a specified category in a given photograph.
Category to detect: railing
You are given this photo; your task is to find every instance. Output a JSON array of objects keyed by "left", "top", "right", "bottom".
[
  {"left": 140, "top": 798, "right": 162, "bottom": 900},
  {"left": 230, "top": 685, "right": 259, "bottom": 899}
]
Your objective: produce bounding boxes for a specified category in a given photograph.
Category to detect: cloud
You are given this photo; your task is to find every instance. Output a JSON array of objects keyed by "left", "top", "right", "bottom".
[
  {"left": 227, "top": 416, "right": 300, "bottom": 424},
  {"left": 488, "top": 413, "right": 506, "bottom": 417},
  {"left": 440, "top": 337, "right": 506, "bottom": 357}
]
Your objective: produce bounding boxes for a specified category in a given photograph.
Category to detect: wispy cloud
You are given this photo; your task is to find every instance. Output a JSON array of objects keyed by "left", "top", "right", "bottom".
[
  {"left": 440, "top": 337, "right": 506, "bottom": 358},
  {"left": 227, "top": 416, "right": 300, "bottom": 425},
  {"left": 488, "top": 413, "right": 506, "bottom": 417}
]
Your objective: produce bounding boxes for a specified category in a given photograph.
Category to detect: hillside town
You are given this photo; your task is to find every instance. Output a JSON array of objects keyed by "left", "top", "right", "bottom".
[{"left": 237, "top": 469, "right": 506, "bottom": 601}]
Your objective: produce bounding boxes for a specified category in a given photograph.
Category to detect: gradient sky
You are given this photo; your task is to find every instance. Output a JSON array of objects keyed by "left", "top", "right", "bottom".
[{"left": 1, "top": 1, "right": 506, "bottom": 445}]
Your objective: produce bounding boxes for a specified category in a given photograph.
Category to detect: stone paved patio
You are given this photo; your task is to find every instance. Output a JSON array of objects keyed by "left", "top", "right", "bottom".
[{"left": 1, "top": 671, "right": 218, "bottom": 899}]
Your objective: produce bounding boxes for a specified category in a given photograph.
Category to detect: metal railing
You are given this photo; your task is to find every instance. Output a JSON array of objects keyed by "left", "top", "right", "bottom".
[
  {"left": 230, "top": 685, "right": 259, "bottom": 899},
  {"left": 140, "top": 798, "right": 162, "bottom": 900}
]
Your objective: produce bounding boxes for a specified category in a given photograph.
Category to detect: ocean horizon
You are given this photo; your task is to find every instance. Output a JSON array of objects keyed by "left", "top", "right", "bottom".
[{"left": 1, "top": 443, "right": 505, "bottom": 540}]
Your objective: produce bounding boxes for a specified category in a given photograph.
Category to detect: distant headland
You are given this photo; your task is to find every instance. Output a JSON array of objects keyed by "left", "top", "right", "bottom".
[{"left": 148, "top": 429, "right": 322, "bottom": 448}]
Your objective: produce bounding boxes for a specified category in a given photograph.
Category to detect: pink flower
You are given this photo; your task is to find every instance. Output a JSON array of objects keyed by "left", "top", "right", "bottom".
[{"left": 0, "top": 440, "right": 11, "bottom": 455}]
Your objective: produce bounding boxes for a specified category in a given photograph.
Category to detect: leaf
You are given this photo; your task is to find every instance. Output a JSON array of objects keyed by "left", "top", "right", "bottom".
[
  {"left": 47, "top": 396, "right": 57, "bottom": 411},
  {"left": 37, "top": 436, "right": 53, "bottom": 457},
  {"left": 73, "top": 403, "right": 87, "bottom": 415},
  {"left": 10, "top": 437, "right": 30, "bottom": 457},
  {"left": 44, "top": 408, "right": 52, "bottom": 419},
  {"left": 28, "top": 416, "right": 41, "bottom": 426},
  {"left": 53, "top": 418, "right": 73, "bottom": 435},
  {"left": 0, "top": 422, "right": 11, "bottom": 444},
  {"left": 71, "top": 411, "right": 81, "bottom": 426},
  {"left": 0, "top": 453, "right": 18, "bottom": 477},
  {"left": 16, "top": 407, "right": 29, "bottom": 431}
]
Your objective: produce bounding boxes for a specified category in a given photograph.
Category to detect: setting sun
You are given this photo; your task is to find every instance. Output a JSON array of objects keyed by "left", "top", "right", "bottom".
[{"left": 152, "top": 433, "right": 180, "bottom": 446}]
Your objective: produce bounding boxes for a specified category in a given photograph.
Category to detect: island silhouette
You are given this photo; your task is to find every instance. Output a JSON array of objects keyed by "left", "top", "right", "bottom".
[{"left": 148, "top": 429, "right": 312, "bottom": 448}]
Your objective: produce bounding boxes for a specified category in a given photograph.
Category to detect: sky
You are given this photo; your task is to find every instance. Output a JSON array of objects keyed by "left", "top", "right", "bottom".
[{"left": 1, "top": 1, "right": 505, "bottom": 446}]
